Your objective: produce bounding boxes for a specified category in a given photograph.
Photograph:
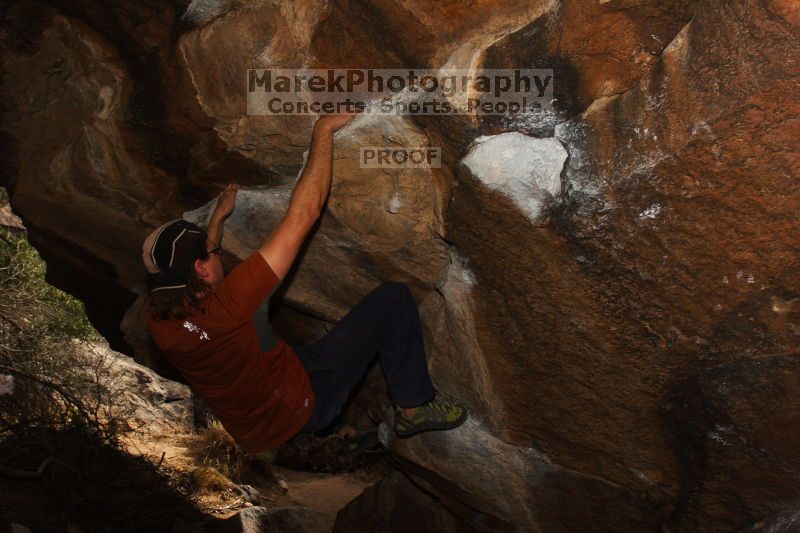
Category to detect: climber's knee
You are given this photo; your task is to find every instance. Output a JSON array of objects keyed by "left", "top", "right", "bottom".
[{"left": 376, "top": 281, "right": 412, "bottom": 303}]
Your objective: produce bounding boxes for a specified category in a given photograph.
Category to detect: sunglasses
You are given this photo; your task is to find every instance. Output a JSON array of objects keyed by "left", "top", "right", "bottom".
[{"left": 206, "top": 245, "right": 223, "bottom": 256}]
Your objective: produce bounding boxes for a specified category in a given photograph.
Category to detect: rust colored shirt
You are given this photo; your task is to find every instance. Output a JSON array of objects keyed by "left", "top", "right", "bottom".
[{"left": 147, "top": 252, "right": 315, "bottom": 453}]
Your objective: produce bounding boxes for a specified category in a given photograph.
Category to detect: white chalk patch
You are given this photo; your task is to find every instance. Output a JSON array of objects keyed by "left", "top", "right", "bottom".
[
  {"left": 181, "top": 0, "right": 228, "bottom": 25},
  {"left": 554, "top": 119, "right": 607, "bottom": 205},
  {"left": 707, "top": 430, "right": 728, "bottom": 446},
  {"left": 461, "top": 133, "right": 567, "bottom": 223},
  {"left": 386, "top": 193, "right": 402, "bottom": 214},
  {"left": 451, "top": 254, "right": 476, "bottom": 286},
  {"left": 639, "top": 203, "right": 662, "bottom": 220}
]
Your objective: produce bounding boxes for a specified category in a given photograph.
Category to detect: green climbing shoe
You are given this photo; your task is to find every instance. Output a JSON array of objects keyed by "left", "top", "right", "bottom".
[
  {"left": 394, "top": 396, "right": 468, "bottom": 438},
  {"left": 340, "top": 430, "right": 381, "bottom": 461}
]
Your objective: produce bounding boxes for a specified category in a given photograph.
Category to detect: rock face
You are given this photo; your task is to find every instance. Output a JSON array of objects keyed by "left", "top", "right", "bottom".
[
  {"left": 461, "top": 133, "right": 567, "bottom": 224},
  {"left": 333, "top": 470, "right": 480, "bottom": 533},
  {"left": 211, "top": 506, "right": 317, "bottom": 533},
  {"left": 2, "top": 0, "right": 799, "bottom": 531},
  {"left": 96, "top": 341, "right": 193, "bottom": 434}
]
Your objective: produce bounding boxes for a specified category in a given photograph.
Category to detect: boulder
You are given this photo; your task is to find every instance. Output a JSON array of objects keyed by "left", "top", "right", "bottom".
[
  {"left": 2, "top": 0, "right": 799, "bottom": 530},
  {"left": 94, "top": 341, "right": 193, "bottom": 434},
  {"left": 210, "top": 506, "right": 317, "bottom": 533},
  {"left": 333, "top": 471, "right": 479, "bottom": 533}
]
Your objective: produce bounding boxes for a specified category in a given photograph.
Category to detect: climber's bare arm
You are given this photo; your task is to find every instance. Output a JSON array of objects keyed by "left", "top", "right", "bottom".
[
  {"left": 259, "top": 114, "right": 355, "bottom": 279},
  {"left": 207, "top": 183, "right": 240, "bottom": 248}
]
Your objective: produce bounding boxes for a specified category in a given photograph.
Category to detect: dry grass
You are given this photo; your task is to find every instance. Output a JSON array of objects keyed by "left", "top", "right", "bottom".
[
  {"left": 184, "top": 421, "right": 281, "bottom": 489},
  {"left": 188, "top": 421, "right": 250, "bottom": 482}
]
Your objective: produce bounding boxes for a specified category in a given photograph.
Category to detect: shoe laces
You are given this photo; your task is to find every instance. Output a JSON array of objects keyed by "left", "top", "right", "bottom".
[{"left": 426, "top": 396, "right": 456, "bottom": 416}]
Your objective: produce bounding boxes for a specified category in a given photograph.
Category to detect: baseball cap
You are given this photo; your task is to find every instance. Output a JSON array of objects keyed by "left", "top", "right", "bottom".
[{"left": 142, "top": 219, "right": 209, "bottom": 304}]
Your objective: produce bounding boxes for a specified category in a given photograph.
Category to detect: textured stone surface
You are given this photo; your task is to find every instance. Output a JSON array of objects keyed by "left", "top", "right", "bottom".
[
  {"left": 96, "top": 341, "right": 193, "bottom": 434},
  {"left": 333, "top": 470, "right": 480, "bottom": 533},
  {"left": 210, "top": 505, "right": 317, "bottom": 533},
  {"left": 0, "top": 189, "right": 23, "bottom": 231},
  {"left": 462, "top": 133, "right": 567, "bottom": 224},
  {"left": 2, "top": 0, "right": 800, "bottom": 531}
]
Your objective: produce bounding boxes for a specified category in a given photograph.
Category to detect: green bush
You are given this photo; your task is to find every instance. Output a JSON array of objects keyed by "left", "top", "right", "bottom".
[
  {"left": 0, "top": 226, "right": 127, "bottom": 443},
  {"left": 0, "top": 198, "right": 209, "bottom": 532},
  {"left": 0, "top": 228, "right": 95, "bottom": 340}
]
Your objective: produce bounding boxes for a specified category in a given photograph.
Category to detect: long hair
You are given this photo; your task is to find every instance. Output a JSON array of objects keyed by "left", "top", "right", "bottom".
[{"left": 148, "top": 266, "right": 214, "bottom": 321}]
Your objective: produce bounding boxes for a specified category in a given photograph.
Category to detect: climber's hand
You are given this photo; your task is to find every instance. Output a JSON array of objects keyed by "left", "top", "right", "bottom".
[
  {"left": 212, "top": 183, "right": 240, "bottom": 221},
  {"left": 314, "top": 113, "right": 357, "bottom": 135}
]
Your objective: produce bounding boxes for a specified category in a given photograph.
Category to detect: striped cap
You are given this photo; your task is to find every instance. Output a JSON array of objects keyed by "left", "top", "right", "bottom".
[{"left": 142, "top": 219, "right": 208, "bottom": 303}]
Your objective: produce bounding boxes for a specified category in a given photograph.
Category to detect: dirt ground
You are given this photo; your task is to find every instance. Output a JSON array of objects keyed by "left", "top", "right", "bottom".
[{"left": 123, "top": 430, "right": 376, "bottom": 532}]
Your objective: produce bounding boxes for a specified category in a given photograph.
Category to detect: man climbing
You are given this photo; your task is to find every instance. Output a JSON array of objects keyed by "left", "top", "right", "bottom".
[{"left": 142, "top": 114, "right": 467, "bottom": 458}]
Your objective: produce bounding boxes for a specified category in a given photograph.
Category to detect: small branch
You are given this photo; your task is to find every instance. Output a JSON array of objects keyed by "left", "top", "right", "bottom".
[
  {"left": 642, "top": 321, "right": 667, "bottom": 342},
  {"left": 0, "top": 364, "right": 98, "bottom": 433},
  {"left": 0, "top": 313, "right": 25, "bottom": 332},
  {"left": 0, "top": 456, "right": 53, "bottom": 478}
]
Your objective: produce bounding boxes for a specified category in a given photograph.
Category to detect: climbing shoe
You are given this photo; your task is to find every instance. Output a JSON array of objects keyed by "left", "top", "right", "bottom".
[
  {"left": 394, "top": 396, "right": 468, "bottom": 438},
  {"left": 340, "top": 430, "right": 381, "bottom": 461}
]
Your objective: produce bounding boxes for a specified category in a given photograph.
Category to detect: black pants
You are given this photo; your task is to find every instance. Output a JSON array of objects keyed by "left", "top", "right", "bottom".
[{"left": 290, "top": 281, "right": 436, "bottom": 435}]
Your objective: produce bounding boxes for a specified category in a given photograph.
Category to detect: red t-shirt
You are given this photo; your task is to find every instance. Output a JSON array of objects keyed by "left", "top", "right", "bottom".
[{"left": 147, "top": 252, "right": 315, "bottom": 453}]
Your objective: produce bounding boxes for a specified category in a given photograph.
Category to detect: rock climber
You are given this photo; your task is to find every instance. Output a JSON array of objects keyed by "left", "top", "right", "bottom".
[{"left": 141, "top": 114, "right": 467, "bottom": 459}]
